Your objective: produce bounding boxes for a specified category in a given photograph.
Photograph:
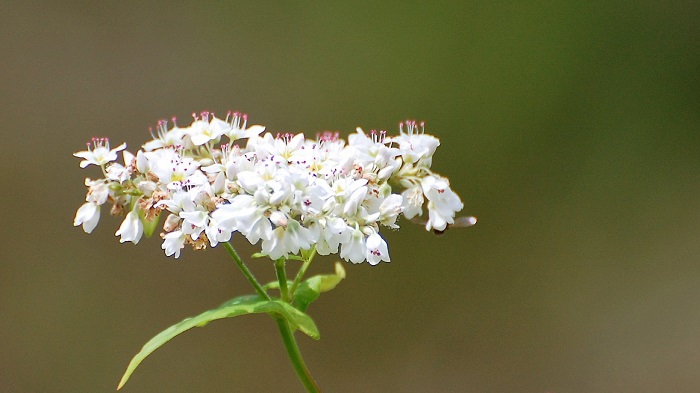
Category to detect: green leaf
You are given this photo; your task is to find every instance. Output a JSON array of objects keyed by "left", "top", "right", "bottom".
[
  {"left": 293, "top": 262, "right": 346, "bottom": 312},
  {"left": 117, "top": 295, "right": 319, "bottom": 390},
  {"left": 262, "top": 280, "right": 293, "bottom": 291}
]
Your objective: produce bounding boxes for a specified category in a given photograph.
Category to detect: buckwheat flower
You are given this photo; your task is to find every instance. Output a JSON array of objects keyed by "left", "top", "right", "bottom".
[
  {"left": 377, "top": 194, "right": 403, "bottom": 228},
  {"left": 73, "top": 112, "right": 472, "bottom": 264},
  {"left": 349, "top": 128, "right": 399, "bottom": 170},
  {"left": 162, "top": 230, "right": 186, "bottom": 258},
  {"left": 400, "top": 186, "right": 424, "bottom": 219},
  {"left": 74, "top": 138, "right": 126, "bottom": 168},
  {"left": 204, "top": 216, "right": 232, "bottom": 247},
  {"left": 296, "top": 184, "right": 328, "bottom": 216},
  {"left": 249, "top": 132, "right": 306, "bottom": 162},
  {"left": 222, "top": 111, "right": 265, "bottom": 141},
  {"left": 180, "top": 209, "right": 209, "bottom": 240},
  {"left": 189, "top": 112, "right": 229, "bottom": 146},
  {"left": 391, "top": 121, "right": 440, "bottom": 164},
  {"left": 365, "top": 232, "right": 390, "bottom": 265},
  {"left": 343, "top": 183, "right": 369, "bottom": 217},
  {"left": 421, "top": 175, "right": 464, "bottom": 232},
  {"left": 115, "top": 209, "right": 144, "bottom": 244},
  {"left": 214, "top": 195, "right": 272, "bottom": 244},
  {"left": 299, "top": 133, "right": 346, "bottom": 179},
  {"left": 105, "top": 151, "right": 136, "bottom": 183},
  {"left": 157, "top": 189, "right": 195, "bottom": 215},
  {"left": 329, "top": 178, "right": 368, "bottom": 216},
  {"left": 261, "top": 218, "right": 314, "bottom": 260},
  {"left": 135, "top": 150, "right": 149, "bottom": 173},
  {"left": 74, "top": 202, "right": 101, "bottom": 233},
  {"left": 143, "top": 119, "right": 188, "bottom": 152},
  {"left": 146, "top": 149, "right": 204, "bottom": 189},
  {"left": 340, "top": 226, "right": 367, "bottom": 264},
  {"left": 311, "top": 217, "right": 352, "bottom": 255},
  {"left": 211, "top": 172, "right": 226, "bottom": 195},
  {"left": 85, "top": 178, "right": 109, "bottom": 205}
]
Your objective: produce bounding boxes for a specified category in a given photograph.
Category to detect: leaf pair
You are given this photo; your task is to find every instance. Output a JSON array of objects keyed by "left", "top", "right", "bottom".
[{"left": 117, "top": 263, "right": 346, "bottom": 389}]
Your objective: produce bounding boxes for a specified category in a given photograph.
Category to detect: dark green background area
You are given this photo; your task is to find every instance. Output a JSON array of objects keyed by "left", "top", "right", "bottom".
[{"left": 1, "top": 2, "right": 699, "bottom": 392}]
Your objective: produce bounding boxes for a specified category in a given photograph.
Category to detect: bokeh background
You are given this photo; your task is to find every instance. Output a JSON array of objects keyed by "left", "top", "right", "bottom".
[{"left": 1, "top": 1, "right": 699, "bottom": 392}]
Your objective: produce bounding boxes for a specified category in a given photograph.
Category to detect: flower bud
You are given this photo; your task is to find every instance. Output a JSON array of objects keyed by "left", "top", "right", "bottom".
[
  {"left": 163, "top": 213, "right": 181, "bottom": 232},
  {"left": 137, "top": 181, "right": 157, "bottom": 197}
]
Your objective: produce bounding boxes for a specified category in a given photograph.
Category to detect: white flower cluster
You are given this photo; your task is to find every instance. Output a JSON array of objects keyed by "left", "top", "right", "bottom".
[{"left": 73, "top": 112, "right": 469, "bottom": 265}]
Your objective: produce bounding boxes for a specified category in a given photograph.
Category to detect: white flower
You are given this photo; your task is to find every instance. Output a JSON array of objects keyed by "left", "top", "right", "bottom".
[
  {"left": 400, "top": 186, "right": 424, "bottom": 219},
  {"left": 365, "top": 233, "right": 390, "bottom": 265},
  {"left": 340, "top": 226, "right": 367, "bottom": 264},
  {"left": 349, "top": 128, "right": 400, "bottom": 170},
  {"left": 391, "top": 121, "right": 440, "bottom": 164},
  {"left": 74, "top": 202, "right": 100, "bottom": 233},
  {"left": 188, "top": 112, "right": 229, "bottom": 146},
  {"left": 213, "top": 195, "right": 272, "bottom": 245},
  {"left": 377, "top": 194, "right": 403, "bottom": 228},
  {"left": 180, "top": 209, "right": 208, "bottom": 240},
  {"left": 85, "top": 179, "right": 109, "bottom": 205},
  {"left": 162, "top": 230, "right": 186, "bottom": 258},
  {"left": 248, "top": 132, "right": 306, "bottom": 162},
  {"left": 313, "top": 217, "right": 351, "bottom": 255},
  {"left": 115, "top": 210, "right": 144, "bottom": 244},
  {"left": 223, "top": 112, "right": 265, "bottom": 141},
  {"left": 261, "top": 218, "right": 314, "bottom": 260},
  {"left": 143, "top": 119, "right": 188, "bottom": 151},
  {"left": 421, "top": 175, "right": 464, "bottom": 231},
  {"left": 105, "top": 151, "right": 135, "bottom": 183},
  {"left": 74, "top": 138, "right": 126, "bottom": 168},
  {"left": 74, "top": 111, "right": 471, "bottom": 263},
  {"left": 146, "top": 149, "right": 204, "bottom": 189},
  {"left": 204, "top": 217, "right": 232, "bottom": 247}
]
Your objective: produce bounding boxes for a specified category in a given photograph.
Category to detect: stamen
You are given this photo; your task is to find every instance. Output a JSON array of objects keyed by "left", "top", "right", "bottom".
[{"left": 87, "top": 137, "right": 110, "bottom": 151}]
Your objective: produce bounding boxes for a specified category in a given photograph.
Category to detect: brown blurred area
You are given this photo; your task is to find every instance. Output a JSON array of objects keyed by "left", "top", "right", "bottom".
[{"left": 1, "top": 1, "right": 699, "bottom": 392}]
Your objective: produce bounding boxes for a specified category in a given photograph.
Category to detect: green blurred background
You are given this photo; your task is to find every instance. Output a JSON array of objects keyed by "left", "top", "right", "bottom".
[{"left": 1, "top": 1, "right": 699, "bottom": 392}]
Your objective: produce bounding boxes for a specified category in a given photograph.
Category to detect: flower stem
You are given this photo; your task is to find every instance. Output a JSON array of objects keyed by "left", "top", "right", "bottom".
[
  {"left": 275, "top": 316, "right": 321, "bottom": 393},
  {"left": 224, "top": 244, "right": 320, "bottom": 391},
  {"left": 275, "top": 258, "right": 290, "bottom": 303},
  {"left": 290, "top": 247, "right": 316, "bottom": 297},
  {"left": 223, "top": 242, "right": 270, "bottom": 300}
]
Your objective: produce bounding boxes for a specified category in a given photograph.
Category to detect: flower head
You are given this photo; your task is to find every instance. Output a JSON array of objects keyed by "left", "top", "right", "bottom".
[{"left": 73, "top": 112, "right": 473, "bottom": 264}]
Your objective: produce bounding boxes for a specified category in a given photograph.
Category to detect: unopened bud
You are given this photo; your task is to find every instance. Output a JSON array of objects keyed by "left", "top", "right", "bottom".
[
  {"left": 269, "top": 211, "right": 288, "bottom": 227},
  {"left": 137, "top": 181, "right": 157, "bottom": 197}
]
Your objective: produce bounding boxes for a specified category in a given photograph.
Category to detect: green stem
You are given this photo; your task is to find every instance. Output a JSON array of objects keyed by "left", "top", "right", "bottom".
[
  {"left": 290, "top": 247, "right": 317, "bottom": 297},
  {"left": 223, "top": 242, "right": 270, "bottom": 300},
  {"left": 224, "top": 244, "right": 320, "bottom": 391},
  {"left": 275, "top": 316, "right": 321, "bottom": 393},
  {"left": 275, "top": 258, "right": 290, "bottom": 303}
]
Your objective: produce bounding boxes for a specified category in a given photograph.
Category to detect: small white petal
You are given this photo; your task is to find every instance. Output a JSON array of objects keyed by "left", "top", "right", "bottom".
[
  {"left": 115, "top": 210, "right": 144, "bottom": 244},
  {"left": 74, "top": 202, "right": 100, "bottom": 233}
]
